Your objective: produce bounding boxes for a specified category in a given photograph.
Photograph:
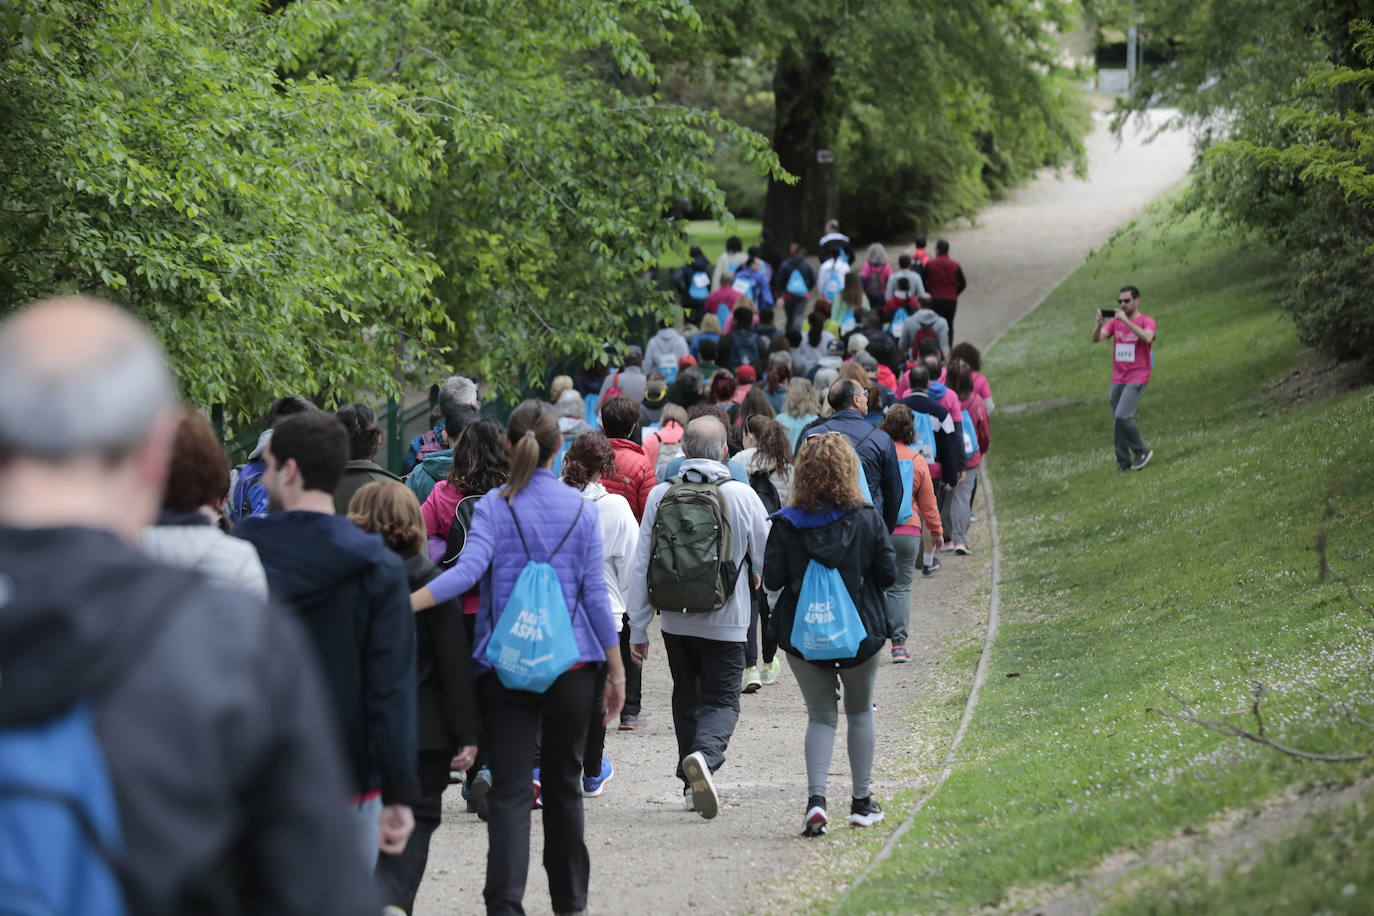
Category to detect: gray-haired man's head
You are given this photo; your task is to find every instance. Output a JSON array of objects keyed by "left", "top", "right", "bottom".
[
  {"left": 0, "top": 296, "right": 179, "bottom": 537},
  {"left": 682, "top": 416, "right": 728, "bottom": 461},
  {"left": 0, "top": 296, "right": 176, "bottom": 462}
]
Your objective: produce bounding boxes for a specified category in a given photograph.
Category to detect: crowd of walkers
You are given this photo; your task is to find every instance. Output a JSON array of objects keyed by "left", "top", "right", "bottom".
[{"left": 0, "top": 229, "right": 993, "bottom": 916}]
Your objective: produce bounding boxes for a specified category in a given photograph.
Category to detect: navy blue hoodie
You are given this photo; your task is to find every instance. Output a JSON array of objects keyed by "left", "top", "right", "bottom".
[{"left": 238, "top": 511, "right": 418, "bottom": 805}]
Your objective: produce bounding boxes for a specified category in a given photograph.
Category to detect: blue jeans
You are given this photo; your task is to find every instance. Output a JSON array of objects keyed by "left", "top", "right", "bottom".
[{"left": 1110, "top": 383, "right": 1148, "bottom": 468}]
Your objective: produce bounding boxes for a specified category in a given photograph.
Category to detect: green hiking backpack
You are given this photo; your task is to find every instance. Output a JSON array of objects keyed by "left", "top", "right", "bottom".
[{"left": 647, "top": 473, "right": 741, "bottom": 613}]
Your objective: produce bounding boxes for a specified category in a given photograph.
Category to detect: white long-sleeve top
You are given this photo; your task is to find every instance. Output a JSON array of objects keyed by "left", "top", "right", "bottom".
[{"left": 576, "top": 481, "right": 639, "bottom": 620}]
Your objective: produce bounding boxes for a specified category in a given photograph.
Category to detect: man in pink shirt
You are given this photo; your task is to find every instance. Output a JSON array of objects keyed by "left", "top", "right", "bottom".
[{"left": 1092, "top": 285, "right": 1156, "bottom": 471}]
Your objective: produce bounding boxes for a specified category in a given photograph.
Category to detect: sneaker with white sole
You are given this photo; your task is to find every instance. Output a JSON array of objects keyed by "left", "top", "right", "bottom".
[
  {"left": 582, "top": 756, "right": 614, "bottom": 797},
  {"left": 681, "top": 751, "right": 719, "bottom": 819},
  {"left": 741, "top": 666, "right": 762, "bottom": 694},
  {"left": 760, "top": 658, "right": 782, "bottom": 685},
  {"left": 922, "top": 556, "right": 942, "bottom": 577},
  {"left": 1131, "top": 449, "right": 1154, "bottom": 471},
  {"left": 952, "top": 543, "right": 970, "bottom": 555},
  {"left": 940, "top": 541, "right": 956, "bottom": 552},
  {"left": 848, "top": 795, "right": 884, "bottom": 827},
  {"left": 891, "top": 645, "right": 910, "bottom": 664},
  {"left": 802, "top": 795, "right": 828, "bottom": 837}
]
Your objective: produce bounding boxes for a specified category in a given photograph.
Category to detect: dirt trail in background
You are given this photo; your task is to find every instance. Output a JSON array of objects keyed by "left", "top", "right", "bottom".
[{"left": 414, "top": 111, "right": 1194, "bottom": 916}]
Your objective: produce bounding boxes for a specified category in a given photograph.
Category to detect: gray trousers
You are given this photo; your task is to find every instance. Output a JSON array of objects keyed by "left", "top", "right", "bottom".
[
  {"left": 1110, "top": 383, "right": 1148, "bottom": 468},
  {"left": 786, "top": 653, "right": 880, "bottom": 799},
  {"left": 884, "top": 533, "right": 921, "bottom": 644},
  {"left": 941, "top": 466, "right": 977, "bottom": 547}
]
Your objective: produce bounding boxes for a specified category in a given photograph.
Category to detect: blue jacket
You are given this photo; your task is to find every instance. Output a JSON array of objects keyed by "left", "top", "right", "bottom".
[
  {"left": 803, "top": 409, "right": 904, "bottom": 532},
  {"left": 426, "top": 469, "right": 618, "bottom": 672}
]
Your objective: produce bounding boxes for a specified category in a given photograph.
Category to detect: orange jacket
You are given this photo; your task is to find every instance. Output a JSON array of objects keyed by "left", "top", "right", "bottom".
[{"left": 893, "top": 442, "right": 942, "bottom": 540}]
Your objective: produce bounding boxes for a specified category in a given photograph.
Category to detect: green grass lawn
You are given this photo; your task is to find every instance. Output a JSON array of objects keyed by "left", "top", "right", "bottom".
[
  {"left": 838, "top": 204, "right": 1374, "bottom": 913},
  {"left": 677, "top": 218, "right": 761, "bottom": 264}
]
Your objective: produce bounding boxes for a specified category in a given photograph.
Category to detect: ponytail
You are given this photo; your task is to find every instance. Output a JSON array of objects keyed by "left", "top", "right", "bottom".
[
  {"left": 807, "top": 310, "right": 825, "bottom": 348},
  {"left": 504, "top": 399, "right": 561, "bottom": 502}
]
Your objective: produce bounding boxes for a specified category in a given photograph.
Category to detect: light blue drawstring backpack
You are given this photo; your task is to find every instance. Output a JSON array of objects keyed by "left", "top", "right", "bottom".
[
  {"left": 485, "top": 500, "right": 584, "bottom": 692},
  {"left": 792, "top": 559, "right": 866, "bottom": 661}
]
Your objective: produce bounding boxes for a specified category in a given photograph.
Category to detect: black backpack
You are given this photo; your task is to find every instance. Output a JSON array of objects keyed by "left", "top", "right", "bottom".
[
  {"left": 748, "top": 469, "right": 782, "bottom": 515},
  {"left": 439, "top": 495, "right": 483, "bottom": 569},
  {"left": 862, "top": 267, "right": 886, "bottom": 307}
]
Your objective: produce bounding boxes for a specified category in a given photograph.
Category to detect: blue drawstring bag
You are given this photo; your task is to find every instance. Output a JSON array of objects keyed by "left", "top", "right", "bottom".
[
  {"left": 485, "top": 501, "right": 584, "bottom": 692},
  {"left": 911, "top": 411, "right": 937, "bottom": 463},
  {"left": 786, "top": 269, "right": 809, "bottom": 297},
  {"left": 895, "top": 456, "right": 915, "bottom": 525},
  {"left": 961, "top": 409, "right": 980, "bottom": 459},
  {"left": 792, "top": 559, "right": 866, "bottom": 661}
]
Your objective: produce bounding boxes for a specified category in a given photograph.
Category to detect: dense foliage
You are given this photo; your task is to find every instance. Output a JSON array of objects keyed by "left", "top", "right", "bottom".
[
  {"left": 0, "top": 0, "right": 780, "bottom": 418},
  {"left": 654, "top": 0, "right": 1091, "bottom": 244},
  {"left": 1114, "top": 2, "right": 1374, "bottom": 361}
]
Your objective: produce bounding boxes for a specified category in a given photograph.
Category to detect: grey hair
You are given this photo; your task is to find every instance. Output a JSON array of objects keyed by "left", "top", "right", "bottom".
[
  {"left": 682, "top": 416, "right": 727, "bottom": 461},
  {"left": 768, "top": 350, "right": 793, "bottom": 369},
  {"left": 846, "top": 333, "right": 869, "bottom": 356},
  {"left": 438, "top": 375, "right": 478, "bottom": 413},
  {"left": 554, "top": 388, "right": 585, "bottom": 420},
  {"left": 0, "top": 296, "right": 177, "bottom": 460}
]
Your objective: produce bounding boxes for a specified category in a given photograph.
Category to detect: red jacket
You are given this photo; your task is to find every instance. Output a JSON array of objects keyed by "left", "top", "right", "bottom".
[
  {"left": 924, "top": 254, "right": 965, "bottom": 301},
  {"left": 605, "top": 439, "right": 656, "bottom": 523}
]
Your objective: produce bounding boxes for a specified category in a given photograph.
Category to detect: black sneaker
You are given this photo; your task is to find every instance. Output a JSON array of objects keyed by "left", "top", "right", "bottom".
[
  {"left": 1131, "top": 449, "right": 1154, "bottom": 471},
  {"left": 848, "top": 795, "right": 885, "bottom": 827},
  {"left": 922, "top": 556, "right": 941, "bottom": 577},
  {"left": 802, "top": 795, "right": 828, "bottom": 837}
]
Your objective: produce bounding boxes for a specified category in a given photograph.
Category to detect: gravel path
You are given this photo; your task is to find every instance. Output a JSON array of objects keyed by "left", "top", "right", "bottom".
[{"left": 413, "top": 109, "right": 1194, "bottom": 916}]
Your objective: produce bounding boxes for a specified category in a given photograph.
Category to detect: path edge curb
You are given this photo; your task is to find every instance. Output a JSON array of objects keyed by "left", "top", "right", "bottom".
[{"left": 829, "top": 471, "right": 1003, "bottom": 913}]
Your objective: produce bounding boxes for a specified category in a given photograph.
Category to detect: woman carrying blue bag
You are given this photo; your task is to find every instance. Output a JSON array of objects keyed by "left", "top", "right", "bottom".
[
  {"left": 763, "top": 432, "right": 897, "bottom": 838},
  {"left": 411, "top": 400, "right": 625, "bottom": 916}
]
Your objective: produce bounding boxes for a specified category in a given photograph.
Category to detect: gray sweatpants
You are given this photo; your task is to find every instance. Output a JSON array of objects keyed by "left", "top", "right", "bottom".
[
  {"left": 941, "top": 465, "right": 978, "bottom": 547},
  {"left": 785, "top": 652, "right": 880, "bottom": 799},
  {"left": 1110, "top": 382, "right": 1148, "bottom": 469},
  {"left": 884, "top": 533, "right": 921, "bottom": 644}
]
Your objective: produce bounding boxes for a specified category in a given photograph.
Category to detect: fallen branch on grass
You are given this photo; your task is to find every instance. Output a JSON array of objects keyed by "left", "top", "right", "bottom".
[{"left": 1156, "top": 686, "right": 1374, "bottom": 764}]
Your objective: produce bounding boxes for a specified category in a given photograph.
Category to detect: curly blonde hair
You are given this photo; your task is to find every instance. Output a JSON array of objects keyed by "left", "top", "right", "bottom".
[
  {"left": 347, "top": 480, "right": 425, "bottom": 556},
  {"left": 790, "top": 433, "right": 864, "bottom": 512}
]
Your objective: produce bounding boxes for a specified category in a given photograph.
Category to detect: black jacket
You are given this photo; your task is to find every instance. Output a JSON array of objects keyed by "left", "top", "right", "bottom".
[
  {"left": 403, "top": 553, "right": 480, "bottom": 754},
  {"left": 722, "top": 328, "right": 763, "bottom": 370},
  {"left": 0, "top": 526, "right": 381, "bottom": 915},
  {"left": 802, "top": 409, "right": 904, "bottom": 532},
  {"left": 774, "top": 255, "right": 816, "bottom": 297},
  {"left": 237, "top": 511, "right": 418, "bottom": 805},
  {"left": 763, "top": 506, "right": 898, "bottom": 668}
]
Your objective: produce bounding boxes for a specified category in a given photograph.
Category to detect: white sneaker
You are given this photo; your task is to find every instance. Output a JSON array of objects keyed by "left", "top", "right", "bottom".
[
  {"left": 741, "top": 666, "right": 762, "bottom": 694},
  {"left": 681, "top": 751, "right": 719, "bottom": 819}
]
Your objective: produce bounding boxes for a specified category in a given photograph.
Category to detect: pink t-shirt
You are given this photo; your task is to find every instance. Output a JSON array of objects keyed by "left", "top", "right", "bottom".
[{"left": 1107, "top": 314, "right": 1155, "bottom": 385}]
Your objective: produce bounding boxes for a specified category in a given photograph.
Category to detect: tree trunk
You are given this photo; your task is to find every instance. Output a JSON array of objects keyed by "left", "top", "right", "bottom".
[{"left": 763, "top": 42, "right": 841, "bottom": 255}]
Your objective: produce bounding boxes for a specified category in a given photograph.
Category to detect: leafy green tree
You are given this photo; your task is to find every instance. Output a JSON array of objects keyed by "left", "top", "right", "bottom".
[
  {"left": 1, "top": 0, "right": 780, "bottom": 418},
  {"left": 652, "top": 0, "right": 1090, "bottom": 245},
  {"left": 1113, "top": 2, "right": 1374, "bottom": 360}
]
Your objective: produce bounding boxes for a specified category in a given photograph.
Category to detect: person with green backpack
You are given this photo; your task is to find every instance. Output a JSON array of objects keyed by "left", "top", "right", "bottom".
[
  {"left": 626, "top": 415, "right": 770, "bottom": 820},
  {"left": 762, "top": 432, "right": 898, "bottom": 838}
]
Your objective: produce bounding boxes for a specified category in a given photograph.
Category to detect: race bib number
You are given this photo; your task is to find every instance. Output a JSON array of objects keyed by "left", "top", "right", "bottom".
[{"left": 1115, "top": 342, "right": 1136, "bottom": 362}]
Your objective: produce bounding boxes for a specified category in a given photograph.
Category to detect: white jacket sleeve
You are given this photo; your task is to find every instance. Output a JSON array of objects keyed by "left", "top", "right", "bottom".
[{"left": 625, "top": 484, "right": 667, "bottom": 643}]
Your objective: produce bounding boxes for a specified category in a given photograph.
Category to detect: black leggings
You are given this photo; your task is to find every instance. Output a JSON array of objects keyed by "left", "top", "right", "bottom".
[
  {"left": 479, "top": 666, "right": 597, "bottom": 915},
  {"left": 744, "top": 587, "right": 777, "bottom": 667}
]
